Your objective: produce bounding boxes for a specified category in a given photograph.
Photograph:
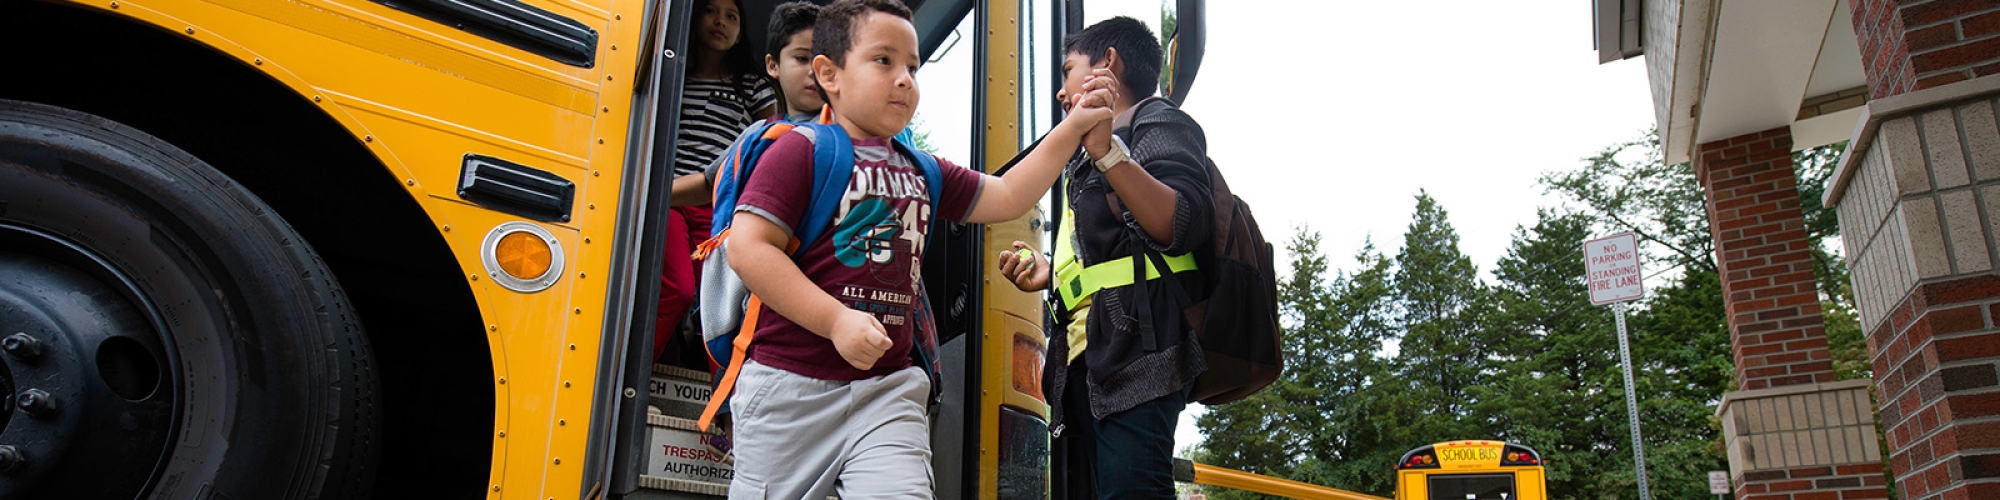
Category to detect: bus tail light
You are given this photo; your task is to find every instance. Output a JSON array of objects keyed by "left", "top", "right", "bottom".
[
  {"left": 1500, "top": 444, "right": 1543, "bottom": 466},
  {"left": 1396, "top": 452, "right": 1439, "bottom": 470}
]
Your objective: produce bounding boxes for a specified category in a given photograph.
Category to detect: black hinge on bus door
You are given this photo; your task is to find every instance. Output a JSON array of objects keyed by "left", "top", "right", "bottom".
[{"left": 373, "top": 0, "right": 599, "bottom": 68}]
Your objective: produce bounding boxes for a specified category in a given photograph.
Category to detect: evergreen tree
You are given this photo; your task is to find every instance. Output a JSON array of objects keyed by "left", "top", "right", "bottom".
[
  {"left": 1390, "top": 191, "right": 1487, "bottom": 438},
  {"left": 1473, "top": 209, "right": 1627, "bottom": 498}
]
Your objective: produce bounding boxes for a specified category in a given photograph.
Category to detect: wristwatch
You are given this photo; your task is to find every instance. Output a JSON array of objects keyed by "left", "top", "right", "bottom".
[{"left": 1094, "top": 135, "right": 1131, "bottom": 173}]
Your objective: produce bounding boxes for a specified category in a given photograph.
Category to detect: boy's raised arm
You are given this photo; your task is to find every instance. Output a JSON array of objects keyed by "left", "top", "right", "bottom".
[
  {"left": 963, "top": 88, "right": 1117, "bottom": 224},
  {"left": 728, "top": 213, "right": 894, "bottom": 370}
]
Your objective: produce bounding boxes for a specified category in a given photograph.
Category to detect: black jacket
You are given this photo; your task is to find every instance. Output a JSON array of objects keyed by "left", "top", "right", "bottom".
[{"left": 1046, "top": 98, "right": 1214, "bottom": 428}]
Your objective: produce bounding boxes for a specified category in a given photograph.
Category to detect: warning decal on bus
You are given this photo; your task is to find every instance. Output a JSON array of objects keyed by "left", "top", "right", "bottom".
[{"left": 647, "top": 424, "right": 734, "bottom": 483}]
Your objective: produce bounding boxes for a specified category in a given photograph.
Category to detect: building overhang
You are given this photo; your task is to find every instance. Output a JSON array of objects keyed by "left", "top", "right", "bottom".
[{"left": 1633, "top": 0, "right": 1868, "bottom": 165}]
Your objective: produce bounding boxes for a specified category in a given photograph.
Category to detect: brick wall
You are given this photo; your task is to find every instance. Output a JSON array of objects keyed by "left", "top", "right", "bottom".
[
  {"left": 1867, "top": 276, "right": 2000, "bottom": 500},
  {"left": 1697, "top": 126, "right": 1838, "bottom": 391},
  {"left": 1850, "top": 0, "right": 2000, "bottom": 98},
  {"left": 1736, "top": 464, "right": 1890, "bottom": 500}
]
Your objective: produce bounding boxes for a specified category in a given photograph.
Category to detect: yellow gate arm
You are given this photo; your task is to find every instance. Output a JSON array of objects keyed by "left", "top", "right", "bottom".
[{"left": 1174, "top": 459, "right": 1392, "bottom": 500}]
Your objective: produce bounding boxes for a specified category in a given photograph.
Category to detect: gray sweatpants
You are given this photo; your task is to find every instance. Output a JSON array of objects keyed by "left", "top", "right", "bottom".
[{"left": 728, "top": 360, "right": 934, "bottom": 500}]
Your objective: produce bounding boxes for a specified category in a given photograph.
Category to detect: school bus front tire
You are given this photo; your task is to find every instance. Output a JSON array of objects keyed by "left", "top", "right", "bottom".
[{"left": 0, "top": 99, "right": 381, "bottom": 500}]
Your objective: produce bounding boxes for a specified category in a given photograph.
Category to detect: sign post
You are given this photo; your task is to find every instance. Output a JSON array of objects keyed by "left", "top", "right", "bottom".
[
  {"left": 1585, "top": 233, "right": 1650, "bottom": 500},
  {"left": 1709, "top": 470, "right": 1730, "bottom": 498}
]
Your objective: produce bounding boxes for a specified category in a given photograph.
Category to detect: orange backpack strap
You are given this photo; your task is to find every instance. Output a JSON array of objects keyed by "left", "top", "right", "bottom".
[
  {"left": 698, "top": 293, "right": 763, "bottom": 432},
  {"left": 695, "top": 237, "right": 798, "bottom": 432}
]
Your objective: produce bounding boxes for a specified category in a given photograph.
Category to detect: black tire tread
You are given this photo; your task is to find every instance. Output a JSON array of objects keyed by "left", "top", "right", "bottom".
[{"left": 0, "top": 99, "right": 381, "bottom": 500}]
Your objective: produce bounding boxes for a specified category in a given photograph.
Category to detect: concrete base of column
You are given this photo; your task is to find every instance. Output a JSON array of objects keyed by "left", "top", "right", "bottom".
[{"left": 1720, "top": 380, "right": 1890, "bottom": 499}]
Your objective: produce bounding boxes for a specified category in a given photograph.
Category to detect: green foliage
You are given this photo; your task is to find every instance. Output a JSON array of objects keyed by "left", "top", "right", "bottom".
[
  {"left": 906, "top": 113, "right": 938, "bottom": 154},
  {"left": 1540, "top": 132, "right": 1714, "bottom": 274},
  {"left": 1193, "top": 131, "right": 1862, "bottom": 499}
]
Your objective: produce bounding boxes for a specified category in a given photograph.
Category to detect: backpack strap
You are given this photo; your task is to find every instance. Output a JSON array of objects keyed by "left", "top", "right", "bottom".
[{"left": 794, "top": 122, "right": 857, "bottom": 253}]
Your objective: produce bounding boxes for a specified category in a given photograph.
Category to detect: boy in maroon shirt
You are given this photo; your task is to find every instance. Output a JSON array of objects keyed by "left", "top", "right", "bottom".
[{"left": 721, "top": 0, "right": 1119, "bottom": 498}]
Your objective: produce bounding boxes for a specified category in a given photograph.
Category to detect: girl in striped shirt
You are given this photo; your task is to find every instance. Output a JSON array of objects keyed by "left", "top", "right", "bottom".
[{"left": 658, "top": 0, "right": 777, "bottom": 364}]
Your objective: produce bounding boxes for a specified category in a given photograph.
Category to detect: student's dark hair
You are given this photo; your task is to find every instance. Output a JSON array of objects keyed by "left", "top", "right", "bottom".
[
  {"left": 689, "top": 0, "right": 763, "bottom": 100},
  {"left": 1063, "top": 16, "right": 1163, "bottom": 99},
  {"left": 766, "top": 1, "right": 820, "bottom": 61},
  {"left": 811, "top": 0, "right": 913, "bottom": 100}
]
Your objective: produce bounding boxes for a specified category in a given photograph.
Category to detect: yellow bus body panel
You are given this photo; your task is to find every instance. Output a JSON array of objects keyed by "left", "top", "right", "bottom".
[{"left": 69, "top": 0, "right": 649, "bottom": 497}]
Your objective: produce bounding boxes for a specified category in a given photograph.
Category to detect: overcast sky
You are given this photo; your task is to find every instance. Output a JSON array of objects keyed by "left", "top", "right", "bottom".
[{"left": 915, "top": 0, "right": 1660, "bottom": 461}]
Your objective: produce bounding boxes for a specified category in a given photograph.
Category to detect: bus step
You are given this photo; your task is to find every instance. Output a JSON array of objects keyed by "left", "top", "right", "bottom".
[
  {"left": 648, "top": 363, "right": 714, "bottom": 420},
  {"left": 629, "top": 475, "right": 728, "bottom": 499},
  {"left": 641, "top": 413, "right": 734, "bottom": 495}
]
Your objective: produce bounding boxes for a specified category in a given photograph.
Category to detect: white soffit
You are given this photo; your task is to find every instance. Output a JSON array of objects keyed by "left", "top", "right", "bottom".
[
  {"left": 1803, "top": 0, "right": 1865, "bottom": 99},
  {"left": 1694, "top": 0, "right": 1841, "bottom": 144}
]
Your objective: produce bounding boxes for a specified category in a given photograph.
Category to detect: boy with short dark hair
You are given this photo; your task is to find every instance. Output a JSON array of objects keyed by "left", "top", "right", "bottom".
[
  {"left": 996, "top": 16, "right": 1217, "bottom": 500},
  {"left": 722, "top": 0, "right": 1118, "bottom": 498}
]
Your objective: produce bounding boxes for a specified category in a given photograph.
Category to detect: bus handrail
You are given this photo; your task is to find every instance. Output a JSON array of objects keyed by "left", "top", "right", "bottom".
[{"left": 1173, "top": 459, "right": 1392, "bottom": 500}]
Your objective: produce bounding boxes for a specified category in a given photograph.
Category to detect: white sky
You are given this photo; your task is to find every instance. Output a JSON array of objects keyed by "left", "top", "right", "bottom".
[{"left": 914, "top": 0, "right": 1660, "bottom": 460}]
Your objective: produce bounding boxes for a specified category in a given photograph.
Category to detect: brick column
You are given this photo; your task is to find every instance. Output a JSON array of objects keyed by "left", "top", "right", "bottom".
[
  {"left": 1832, "top": 2, "right": 2000, "bottom": 499},
  {"left": 1701, "top": 126, "right": 1890, "bottom": 500},
  {"left": 1698, "top": 126, "right": 1838, "bottom": 390}
]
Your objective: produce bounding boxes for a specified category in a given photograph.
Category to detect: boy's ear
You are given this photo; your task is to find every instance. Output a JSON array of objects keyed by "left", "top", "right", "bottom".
[
  {"left": 812, "top": 54, "right": 839, "bottom": 98},
  {"left": 1102, "top": 47, "right": 1121, "bottom": 71},
  {"left": 766, "top": 54, "right": 780, "bottom": 78}
]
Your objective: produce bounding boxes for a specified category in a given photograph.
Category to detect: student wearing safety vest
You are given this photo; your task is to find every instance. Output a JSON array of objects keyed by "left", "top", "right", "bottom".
[{"left": 996, "top": 17, "right": 1215, "bottom": 500}]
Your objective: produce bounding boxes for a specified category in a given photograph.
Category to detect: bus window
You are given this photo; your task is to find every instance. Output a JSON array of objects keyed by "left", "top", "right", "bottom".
[
  {"left": 913, "top": 10, "right": 974, "bottom": 161},
  {"left": 1429, "top": 473, "right": 1515, "bottom": 500}
]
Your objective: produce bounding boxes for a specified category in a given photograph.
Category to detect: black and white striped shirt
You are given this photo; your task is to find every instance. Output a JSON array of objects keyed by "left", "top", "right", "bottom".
[{"left": 675, "top": 75, "right": 776, "bottom": 178}]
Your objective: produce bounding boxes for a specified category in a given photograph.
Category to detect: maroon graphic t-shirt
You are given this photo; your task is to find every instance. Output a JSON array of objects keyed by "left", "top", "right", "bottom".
[{"left": 734, "top": 127, "right": 982, "bottom": 381}]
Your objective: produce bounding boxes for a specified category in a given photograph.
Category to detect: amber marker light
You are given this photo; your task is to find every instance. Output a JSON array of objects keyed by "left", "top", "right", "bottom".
[
  {"left": 481, "top": 221, "right": 565, "bottom": 293},
  {"left": 496, "top": 231, "right": 552, "bottom": 279}
]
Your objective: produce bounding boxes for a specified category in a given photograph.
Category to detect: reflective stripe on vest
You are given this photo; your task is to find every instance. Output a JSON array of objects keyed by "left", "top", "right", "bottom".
[{"left": 1056, "top": 252, "right": 1197, "bottom": 307}]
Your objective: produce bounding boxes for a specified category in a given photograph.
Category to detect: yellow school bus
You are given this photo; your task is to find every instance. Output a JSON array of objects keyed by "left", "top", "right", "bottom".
[
  {"left": 0, "top": 0, "right": 1301, "bottom": 498},
  {"left": 1394, "top": 440, "right": 1549, "bottom": 500}
]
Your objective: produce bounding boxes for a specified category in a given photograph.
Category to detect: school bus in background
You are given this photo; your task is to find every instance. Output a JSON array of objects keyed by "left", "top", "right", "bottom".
[
  {"left": 1394, "top": 441, "right": 1549, "bottom": 500},
  {"left": 0, "top": 0, "right": 1370, "bottom": 498}
]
